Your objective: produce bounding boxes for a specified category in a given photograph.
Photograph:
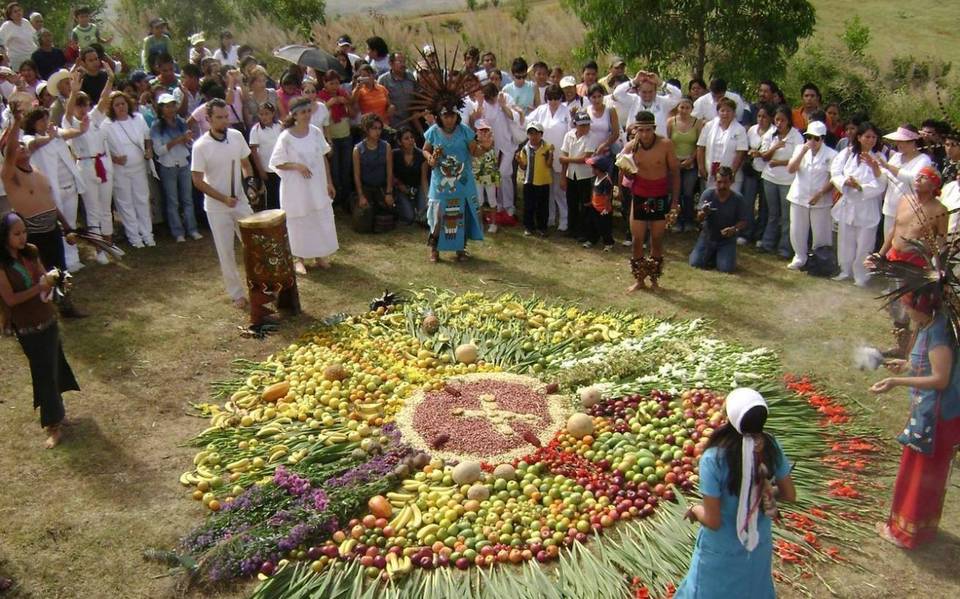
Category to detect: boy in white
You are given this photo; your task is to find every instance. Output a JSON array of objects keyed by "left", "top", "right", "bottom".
[{"left": 191, "top": 99, "right": 254, "bottom": 309}]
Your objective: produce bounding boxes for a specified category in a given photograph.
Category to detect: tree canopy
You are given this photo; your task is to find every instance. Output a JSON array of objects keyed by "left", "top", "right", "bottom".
[{"left": 562, "top": 0, "right": 816, "bottom": 92}]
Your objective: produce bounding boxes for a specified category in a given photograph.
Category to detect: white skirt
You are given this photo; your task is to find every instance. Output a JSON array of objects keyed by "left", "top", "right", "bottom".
[{"left": 287, "top": 205, "right": 338, "bottom": 259}]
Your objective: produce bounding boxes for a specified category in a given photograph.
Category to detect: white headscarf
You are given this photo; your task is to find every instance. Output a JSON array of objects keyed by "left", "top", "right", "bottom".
[{"left": 724, "top": 387, "right": 768, "bottom": 552}]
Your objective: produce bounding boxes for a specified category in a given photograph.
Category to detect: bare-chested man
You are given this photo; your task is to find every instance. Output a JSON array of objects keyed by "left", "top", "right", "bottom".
[
  {"left": 1, "top": 110, "right": 85, "bottom": 317},
  {"left": 621, "top": 111, "right": 680, "bottom": 291},
  {"left": 866, "top": 165, "right": 948, "bottom": 356}
]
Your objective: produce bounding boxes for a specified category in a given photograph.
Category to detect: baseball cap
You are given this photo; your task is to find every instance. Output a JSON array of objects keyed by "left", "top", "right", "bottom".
[
  {"left": 189, "top": 32, "right": 206, "bottom": 45},
  {"left": 157, "top": 93, "right": 178, "bottom": 105},
  {"left": 573, "top": 111, "right": 591, "bottom": 126},
  {"left": 475, "top": 119, "right": 491, "bottom": 130},
  {"left": 803, "top": 121, "right": 827, "bottom": 138},
  {"left": 337, "top": 35, "right": 352, "bottom": 47},
  {"left": 36, "top": 81, "right": 47, "bottom": 97},
  {"left": 526, "top": 121, "right": 544, "bottom": 133},
  {"left": 610, "top": 57, "right": 626, "bottom": 68},
  {"left": 586, "top": 153, "right": 613, "bottom": 173},
  {"left": 559, "top": 76, "right": 577, "bottom": 89}
]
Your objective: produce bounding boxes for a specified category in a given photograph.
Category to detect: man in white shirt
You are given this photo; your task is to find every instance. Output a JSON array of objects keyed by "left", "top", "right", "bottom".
[
  {"left": 691, "top": 78, "right": 745, "bottom": 122},
  {"left": 212, "top": 31, "right": 239, "bottom": 66},
  {"left": 191, "top": 99, "right": 255, "bottom": 309},
  {"left": 612, "top": 70, "right": 682, "bottom": 138},
  {"left": 474, "top": 51, "right": 510, "bottom": 85},
  {"left": 336, "top": 35, "right": 362, "bottom": 70}
]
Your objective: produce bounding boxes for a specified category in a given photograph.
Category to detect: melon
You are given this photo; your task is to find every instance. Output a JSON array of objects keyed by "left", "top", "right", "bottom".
[
  {"left": 466, "top": 484, "right": 490, "bottom": 501},
  {"left": 493, "top": 464, "right": 516, "bottom": 480},
  {"left": 452, "top": 461, "right": 482, "bottom": 485},
  {"left": 566, "top": 413, "right": 594, "bottom": 439},
  {"left": 579, "top": 386, "right": 602, "bottom": 409},
  {"left": 454, "top": 343, "right": 479, "bottom": 364}
]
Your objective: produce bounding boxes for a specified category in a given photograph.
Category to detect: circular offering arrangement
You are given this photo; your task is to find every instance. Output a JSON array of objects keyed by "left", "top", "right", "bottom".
[{"left": 173, "top": 290, "right": 884, "bottom": 599}]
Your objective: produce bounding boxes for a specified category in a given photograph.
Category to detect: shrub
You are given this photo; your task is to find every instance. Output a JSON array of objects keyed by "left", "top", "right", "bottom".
[{"left": 841, "top": 16, "right": 871, "bottom": 58}]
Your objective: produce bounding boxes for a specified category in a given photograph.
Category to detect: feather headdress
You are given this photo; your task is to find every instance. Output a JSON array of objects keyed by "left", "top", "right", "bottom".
[{"left": 408, "top": 41, "right": 480, "bottom": 120}]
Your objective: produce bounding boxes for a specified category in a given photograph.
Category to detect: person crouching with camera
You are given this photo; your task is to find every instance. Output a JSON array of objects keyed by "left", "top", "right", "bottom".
[{"left": 689, "top": 166, "right": 750, "bottom": 273}]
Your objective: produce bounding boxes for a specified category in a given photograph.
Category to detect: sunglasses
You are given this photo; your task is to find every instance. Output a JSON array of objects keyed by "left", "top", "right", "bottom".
[{"left": 804, "top": 135, "right": 822, "bottom": 142}]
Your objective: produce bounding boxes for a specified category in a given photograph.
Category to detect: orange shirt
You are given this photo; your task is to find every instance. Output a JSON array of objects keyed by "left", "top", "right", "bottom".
[{"left": 356, "top": 84, "right": 390, "bottom": 120}]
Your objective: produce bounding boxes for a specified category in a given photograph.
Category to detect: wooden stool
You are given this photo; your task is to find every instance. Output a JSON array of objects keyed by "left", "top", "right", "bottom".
[{"left": 238, "top": 209, "right": 301, "bottom": 326}]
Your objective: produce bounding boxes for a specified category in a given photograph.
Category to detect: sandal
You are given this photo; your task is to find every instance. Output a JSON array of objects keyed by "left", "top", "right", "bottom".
[{"left": 429, "top": 250, "right": 440, "bottom": 263}]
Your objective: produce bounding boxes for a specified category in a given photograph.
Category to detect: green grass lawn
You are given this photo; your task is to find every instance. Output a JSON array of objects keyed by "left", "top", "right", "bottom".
[{"left": 0, "top": 212, "right": 957, "bottom": 598}]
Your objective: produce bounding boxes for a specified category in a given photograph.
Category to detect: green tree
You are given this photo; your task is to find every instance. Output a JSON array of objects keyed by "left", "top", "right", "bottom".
[
  {"left": 30, "top": 0, "right": 107, "bottom": 41},
  {"left": 562, "top": 0, "right": 816, "bottom": 91}
]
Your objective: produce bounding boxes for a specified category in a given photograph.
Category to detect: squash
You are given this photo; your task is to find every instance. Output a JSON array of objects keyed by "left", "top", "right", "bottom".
[
  {"left": 454, "top": 343, "right": 479, "bottom": 365},
  {"left": 579, "top": 386, "right": 602, "bottom": 409},
  {"left": 261, "top": 381, "right": 290, "bottom": 403},
  {"left": 466, "top": 484, "right": 490, "bottom": 501},
  {"left": 452, "top": 461, "right": 482, "bottom": 484},
  {"left": 493, "top": 464, "right": 516, "bottom": 480},
  {"left": 367, "top": 495, "right": 393, "bottom": 519},
  {"left": 566, "top": 413, "right": 594, "bottom": 439}
]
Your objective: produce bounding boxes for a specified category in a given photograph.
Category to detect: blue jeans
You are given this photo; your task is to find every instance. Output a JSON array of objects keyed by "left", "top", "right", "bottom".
[
  {"left": 760, "top": 180, "right": 792, "bottom": 256},
  {"left": 678, "top": 166, "right": 699, "bottom": 227},
  {"left": 689, "top": 231, "right": 738, "bottom": 272},
  {"left": 158, "top": 164, "right": 197, "bottom": 237},
  {"left": 740, "top": 170, "right": 761, "bottom": 240},
  {"left": 396, "top": 186, "right": 425, "bottom": 224}
]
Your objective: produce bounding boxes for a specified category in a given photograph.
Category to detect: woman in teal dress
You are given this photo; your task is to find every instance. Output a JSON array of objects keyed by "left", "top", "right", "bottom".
[
  {"left": 676, "top": 388, "right": 796, "bottom": 599},
  {"left": 422, "top": 107, "right": 490, "bottom": 263}
]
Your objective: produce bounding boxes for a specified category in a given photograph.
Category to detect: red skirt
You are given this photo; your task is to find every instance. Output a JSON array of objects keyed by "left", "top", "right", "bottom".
[{"left": 887, "top": 416, "right": 960, "bottom": 548}]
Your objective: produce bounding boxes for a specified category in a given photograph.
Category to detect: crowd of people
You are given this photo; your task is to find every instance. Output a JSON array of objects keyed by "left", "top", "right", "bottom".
[{"left": 0, "top": 7, "right": 959, "bottom": 595}]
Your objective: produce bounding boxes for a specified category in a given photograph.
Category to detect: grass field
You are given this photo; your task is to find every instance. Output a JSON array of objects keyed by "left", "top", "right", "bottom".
[{"left": 0, "top": 210, "right": 958, "bottom": 598}]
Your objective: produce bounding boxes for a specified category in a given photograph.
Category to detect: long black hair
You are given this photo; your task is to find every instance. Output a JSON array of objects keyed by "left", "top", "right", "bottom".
[
  {"left": 851, "top": 121, "right": 882, "bottom": 163},
  {"left": 0, "top": 211, "right": 36, "bottom": 266},
  {"left": 705, "top": 405, "right": 782, "bottom": 495}
]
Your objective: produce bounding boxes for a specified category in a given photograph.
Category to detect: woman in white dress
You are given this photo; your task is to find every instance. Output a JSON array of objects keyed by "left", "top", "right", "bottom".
[
  {"left": 269, "top": 96, "right": 337, "bottom": 275},
  {"left": 102, "top": 91, "right": 154, "bottom": 248},
  {"left": 830, "top": 122, "right": 887, "bottom": 287}
]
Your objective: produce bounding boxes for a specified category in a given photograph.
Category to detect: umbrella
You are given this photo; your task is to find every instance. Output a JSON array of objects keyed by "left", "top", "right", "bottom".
[{"left": 273, "top": 45, "right": 347, "bottom": 78}]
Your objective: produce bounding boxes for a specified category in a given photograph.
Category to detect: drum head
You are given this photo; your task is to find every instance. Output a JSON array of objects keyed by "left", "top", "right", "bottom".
[{"left": 239, "top": 209, "right": 286, "bottom": 229}]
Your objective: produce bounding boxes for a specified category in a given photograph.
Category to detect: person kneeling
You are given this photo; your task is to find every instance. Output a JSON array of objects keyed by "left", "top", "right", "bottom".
[{"left": 689, "top": 167, "right": 749, "bottom": 273}]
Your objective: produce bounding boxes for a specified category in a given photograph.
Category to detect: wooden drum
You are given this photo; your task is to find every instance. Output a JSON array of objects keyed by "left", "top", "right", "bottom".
[{"left": 238, "top": 209, "right": 301, "bottom": 326}]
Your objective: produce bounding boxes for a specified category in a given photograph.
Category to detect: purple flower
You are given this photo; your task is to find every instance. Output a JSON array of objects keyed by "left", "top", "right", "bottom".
[
  {"left": 274, "top": 466, "right": 312, "bottom": 496},
  {"left": 306, "top": 488, "right": 329, "bottom": 511}
]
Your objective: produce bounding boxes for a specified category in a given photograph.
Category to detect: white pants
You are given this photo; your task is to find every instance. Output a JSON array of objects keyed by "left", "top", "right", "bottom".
[
  {"left": 56, "top": 182, "right": 81, "bottom": 268},
  {"left": 789, "top": 204, "right": 833, "bottom": 264},
  {"left": 477, "top": 184, "right": 500, "bottom": 210},
  {"left": 207, "top": 203, "right": 253, "bottom": 301},
  {"left": 113, "top": 162, "right": 153, "bottom": 244},
  {"left": 548, "top": 176, "right": 568, "bottom": 229},
  {"left": 79, "top": 160, "right": 113, "bottom": 237},
  {"left": 837, "top": 221, "right": 877, "bottom": 286},
  {"left": 498, "top": 155, "right": 515, "bottom": 215}
]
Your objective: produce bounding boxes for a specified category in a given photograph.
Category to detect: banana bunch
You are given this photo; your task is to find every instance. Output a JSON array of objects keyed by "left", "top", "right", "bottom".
[
  {"left": 337, "top": 538, "right": 357, "bottom": 558},
  {"left": 387, "top": 503, "right": 422, "bottom": 530},
  {"left": 385, "top": 553, "right": 412, "bottom": 579},
  {"left": 385, "top": 491, "right": 416, "bottom": 509}
]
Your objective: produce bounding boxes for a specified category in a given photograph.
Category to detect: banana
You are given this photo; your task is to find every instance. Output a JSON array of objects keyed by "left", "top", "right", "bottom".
[
  {"left": 401, "top": 479, "right": 421, "bottom": 492},
  {"left": 268, "top": 448, "right": 288, "bottom": 462},
  {"left": 416, "top": 523, "right": 439, "bottom": 541},
  {"left": 225, "top": 458, "right": 250, "bottom": 472},
  {"left": 409, "top": 503, "right": 422, "bottom": 528},
  {"left": 386, "top": 492, "right": 416, "bottom": 502},
  {"left": 195, "top": 464, "right": 216, "bottom": 480},
  {"left": 193, "top": 450, "right": 212, "bottom": 466},
  {"left": 398, "top": 555, "right": 412, "bottom": 574},
  {"left": 388, "top": 505, "right": 411, "bottom": 530},
  {"left": 256, "top": 426, "right": 283, "bottom": 438},
  {"left": 230, "top": 389, "right": 252, "bottom": 403},
  {"left": 179, "top": 472, "right": 193, "bottom": 486},
  {"left": 338, "top": 539, "right": 357, "bottom": 558}
]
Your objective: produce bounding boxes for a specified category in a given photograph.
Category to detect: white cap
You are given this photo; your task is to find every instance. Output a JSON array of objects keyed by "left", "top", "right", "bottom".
[
  {"left": 559, "top": 76, "right": 577, "bottom": 89},
  {"left": 157, "top": 93, "right": 178, "bottom": 105},
  {"left": 526, "top": 121, "right": 544, "bottom": 133},
  {"left": 803, "top": 121, "right": 827, "bottom": 138}
]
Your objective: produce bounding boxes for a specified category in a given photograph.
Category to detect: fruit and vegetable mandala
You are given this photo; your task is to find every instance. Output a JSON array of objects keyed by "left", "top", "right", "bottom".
[{"left": 171, "top": 289, "right": 885, "bottom": 599}]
